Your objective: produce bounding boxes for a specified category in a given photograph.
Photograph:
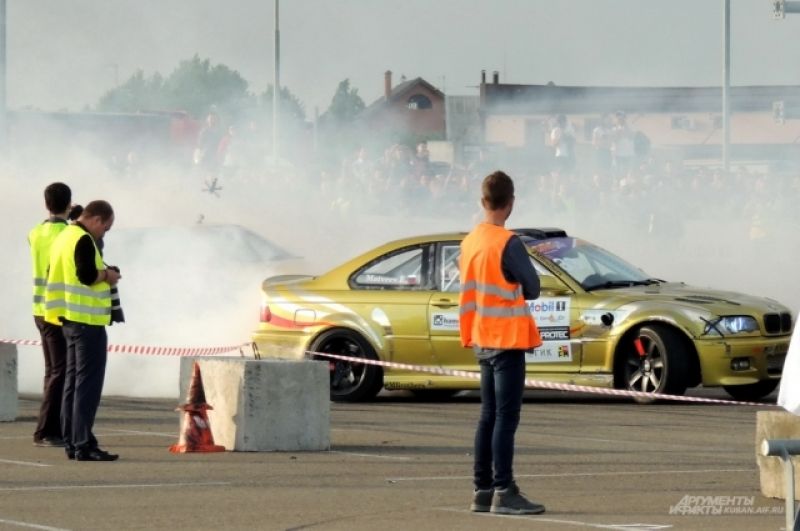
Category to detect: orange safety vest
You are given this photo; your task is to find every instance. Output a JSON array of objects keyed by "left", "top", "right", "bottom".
[{"left": 459, "top": 223, "right": 542, "bottom": 350}]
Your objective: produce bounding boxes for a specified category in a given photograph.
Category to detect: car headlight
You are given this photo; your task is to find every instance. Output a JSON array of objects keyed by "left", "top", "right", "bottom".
[{"left": 708, "top": 316, "right": 760, "bottom": 336}]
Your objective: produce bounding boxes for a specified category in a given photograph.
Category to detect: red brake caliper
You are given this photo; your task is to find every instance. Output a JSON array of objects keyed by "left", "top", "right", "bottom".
[{"left": 633, "top": 338, "right": 646, "bottom": 357}]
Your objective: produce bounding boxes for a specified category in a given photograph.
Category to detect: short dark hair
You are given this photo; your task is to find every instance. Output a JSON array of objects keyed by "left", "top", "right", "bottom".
[
  {"left": 44, "top": 182, "right": 71, "bottom": 214},
  {"left": 481, "top": 171, "right": 515, "bottom": 210},
  {"left": 83, "top": 200, "right": 114, "bottom": 222}
]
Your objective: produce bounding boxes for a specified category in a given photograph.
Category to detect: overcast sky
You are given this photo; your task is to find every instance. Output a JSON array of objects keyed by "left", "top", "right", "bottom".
[{"left": 8, "top": 0, "right": 800, "bottom": 114}]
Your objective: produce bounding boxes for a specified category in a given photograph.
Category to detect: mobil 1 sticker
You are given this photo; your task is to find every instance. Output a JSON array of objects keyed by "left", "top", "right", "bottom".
[
  {"left": 431, "top": 312, "right": 459, "bottom": 331},
  {"left": 539, "top": 326, "right": 569, "bottom": 341},
  {"left": 527, "top": 297, "right": 569, "bottom": 326}
]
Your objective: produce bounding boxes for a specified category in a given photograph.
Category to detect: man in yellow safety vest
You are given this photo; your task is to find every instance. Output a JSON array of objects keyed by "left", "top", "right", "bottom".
[
  {"left": 45, "top": 200, "right": 122, "bottom": 462},
  {"left": 29, "top": 182, "right": 72, "bottom": 447}
]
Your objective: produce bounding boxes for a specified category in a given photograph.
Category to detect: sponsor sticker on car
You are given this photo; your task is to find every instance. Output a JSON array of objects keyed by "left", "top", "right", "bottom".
[{"left": 430, "top": 297, "right": 573, "bottom": 362}]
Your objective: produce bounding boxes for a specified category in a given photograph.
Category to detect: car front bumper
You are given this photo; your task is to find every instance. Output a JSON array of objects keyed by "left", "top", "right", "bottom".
[{"left": 696, "top": 335, "right": 790, "bottom": 386}]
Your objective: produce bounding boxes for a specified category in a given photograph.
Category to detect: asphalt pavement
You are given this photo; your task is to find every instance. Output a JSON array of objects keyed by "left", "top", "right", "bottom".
[{"left": 0, "top": 389, "right": 788, "bottom": 530}]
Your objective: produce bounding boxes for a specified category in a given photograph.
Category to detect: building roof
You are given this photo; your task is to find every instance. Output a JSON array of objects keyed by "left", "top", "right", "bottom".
[
  {"left": 363, "top": 77, "right": 445, "bottom": 115},
  {"left": 482, "top": 83, "right": 800, "bottom": 114}
]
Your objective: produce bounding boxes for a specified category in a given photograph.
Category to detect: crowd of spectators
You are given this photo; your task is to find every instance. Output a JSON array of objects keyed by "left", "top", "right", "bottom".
[
  {"left": 307, "top": 140, "right": 799, "bottom": 249},
  {"left": 96, "top": 107, "right": 798, "bottom": 251}
]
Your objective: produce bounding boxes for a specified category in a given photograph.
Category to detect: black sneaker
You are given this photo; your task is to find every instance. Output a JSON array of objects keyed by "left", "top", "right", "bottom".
[
  {"left": 33, "top": 436, "right": 65, "bottom": 447},
  {"left": 490, "top": 482, "right": 545, "bottom": 515},
  {"left": 75, "top": 448, "right": 119, "bottom": 462},
  {"left": 470, "top": 488, "right": 493, "bottom": 512}
]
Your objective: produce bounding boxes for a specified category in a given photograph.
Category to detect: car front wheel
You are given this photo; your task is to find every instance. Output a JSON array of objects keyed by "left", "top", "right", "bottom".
[
  {"left": 310, "top": 329, "right": 383, "bottom": 402},
  {"left": 617, "top": 324, "right": 689, "bottom": 403}
]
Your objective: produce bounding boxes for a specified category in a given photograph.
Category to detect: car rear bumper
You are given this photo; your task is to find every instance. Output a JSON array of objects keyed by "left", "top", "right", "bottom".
[
  {"left": 252, "top": 330, "right": 310, "bottom": 360},
  {"left": 696, "top": 336, "right": 789, "bottom": 386}
]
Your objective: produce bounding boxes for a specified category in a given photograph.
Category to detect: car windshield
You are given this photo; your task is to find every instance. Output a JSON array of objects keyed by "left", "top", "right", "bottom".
[{"left": 527, "top": 237, "right": 658, "bottom": 291}]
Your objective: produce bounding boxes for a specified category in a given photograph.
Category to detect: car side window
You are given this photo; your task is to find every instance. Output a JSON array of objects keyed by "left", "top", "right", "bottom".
[
  {"left": 352, "top": 247, "right": 427, "bottom": 290},
  {"left": 440, "top": 244, "right": 461, "bottom": 292},
  {"left": 437, "top": 244, "right": 553, "bottom": 293}
]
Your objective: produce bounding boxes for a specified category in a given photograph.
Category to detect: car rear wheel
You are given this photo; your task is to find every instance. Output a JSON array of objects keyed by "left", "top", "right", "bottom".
[
  {"left": 617, "top": 324, "right": 689, "bottom": 403},
  {"left": 310, "top": 329, "right": 383, "bottom": 402},
  {"left": 723, "top": 380, "right": 779, "bottom": 402}
]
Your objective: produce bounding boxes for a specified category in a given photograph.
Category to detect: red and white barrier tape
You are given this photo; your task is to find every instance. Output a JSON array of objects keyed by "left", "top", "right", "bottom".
[
  {"left": 1, "top": 338, "right": 248, "bottom": 357},
  {"left": 306, "top": 349, "right": 779, "bottom": 407}
]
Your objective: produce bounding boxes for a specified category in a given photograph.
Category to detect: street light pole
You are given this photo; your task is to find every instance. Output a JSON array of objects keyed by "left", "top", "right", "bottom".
[
  {"left": 722, "top": 0, "right": 730, "bottom": 173},
  {"left": 272, "top": 0, "right": 280, "bottom": 165},
  {"left": 0, "top": 0, "right": 7, "bottom": 149}
]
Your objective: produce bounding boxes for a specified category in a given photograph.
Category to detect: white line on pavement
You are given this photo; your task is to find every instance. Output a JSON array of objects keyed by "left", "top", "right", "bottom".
[
  {"left": 438, "top": 508, "right": 671, "bottom": 530},
  {"left": 0, "top": 458, "right": 52, "bottom": 468},
  {"left": 0, "top": 517, "right": 70, "bottom": 531},
  {"left": 96, "top": 428, "right": 175, "bottom": 438},
  {"left": 0, "top": 481, "right": 230, "bottom": 492},
  {"left": 439, "top": 507, "right": 672, "bottom": 531},
  {"left": 329, "top": 450, "right": 412, "bottom": 461},
  {"left": 388, "top": 468, "right": 753, "bottom": 482}
]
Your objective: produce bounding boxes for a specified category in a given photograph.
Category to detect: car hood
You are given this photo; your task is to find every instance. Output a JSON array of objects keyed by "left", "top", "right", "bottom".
[{"left": 590, "top": 282, "right": 789, "bottom": 315}]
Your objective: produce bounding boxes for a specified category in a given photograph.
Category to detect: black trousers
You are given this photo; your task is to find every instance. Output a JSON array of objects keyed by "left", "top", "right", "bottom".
[
  {"left": 61, "top": 321, "right": 107, "bottom": 452},
  {"left": 33, "top": 316, "right": 67, "bottom": 441}
]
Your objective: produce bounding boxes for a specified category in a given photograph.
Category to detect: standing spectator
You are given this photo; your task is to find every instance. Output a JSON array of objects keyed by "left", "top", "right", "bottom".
[
  {"left": 194, "top": 111, "right": 225, "bottom": 178},
  {"left": 460, "top": 171, "right": 545, "bottom": 515},
  {"left": 45, "top": 200, "right": 122, "bottom": 462},
  {"left": 413, "top": 141, "right": 430, "bottom": 177},
  {"left": 611, "top": 111, "right": 636, "bottom": 176},
  {"left": 549, "top": 115, "right": 576, "bottom": 173},
  {"left": 592, "top": 114, "right": 614, "bottom": 175},
  {"left": 351, "top": 147, "right": 373, "bottom": 186},
  {"left": 29, "top": 182, "right": 72, "bottom": 447}
]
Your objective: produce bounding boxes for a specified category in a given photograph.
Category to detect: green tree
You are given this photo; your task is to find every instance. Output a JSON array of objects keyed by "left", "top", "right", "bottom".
[
  {"left": 321, "top": 79, "right": 365, "bottom": 126},
  {"left": 96, "top": 70, "right": 165, "bottom": 112},
  {"left": 260, "top": 85, "right": 307, "bottom": 122},
  {"left": 96, "top": 55, "right": 253, "bottom": 118},
  {"left": 162, "top": 55, "right": 252, "bottom": 117},
  {"left": 316, "top": 79, "right": 367, "bottom": 161}
]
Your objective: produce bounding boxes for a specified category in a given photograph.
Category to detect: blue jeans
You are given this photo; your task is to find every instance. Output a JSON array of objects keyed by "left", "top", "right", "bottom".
[{"left": 474, "top": 350, "right": 526, "bottom": 490}]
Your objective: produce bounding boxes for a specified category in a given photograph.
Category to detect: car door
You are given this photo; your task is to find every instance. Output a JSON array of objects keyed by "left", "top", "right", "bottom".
[
  {"left": 348, "top": 244, "right": 436, "bottom": 369},
  {"left": 526, "top": 255, "right": 582, "bottom": 373},
  {"left": 428, "top": 241, "right": 474, "bottom": 370},
  {"left": 429, "top": 242, "right": 582, "bottom": 374}
]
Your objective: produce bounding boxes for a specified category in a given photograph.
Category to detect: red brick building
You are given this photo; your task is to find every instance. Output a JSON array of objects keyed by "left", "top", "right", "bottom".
[{"left": 360, "top": 71, "right": 445, "bottom": 142}]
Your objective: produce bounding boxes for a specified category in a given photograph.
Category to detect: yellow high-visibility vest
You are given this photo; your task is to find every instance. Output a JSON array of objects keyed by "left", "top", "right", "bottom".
[
  {"left": 44, "top": 225, "right": 111, "bottom": 326},
  {"left": 29, "top": 220, "right": 68, "bottom": 317}
]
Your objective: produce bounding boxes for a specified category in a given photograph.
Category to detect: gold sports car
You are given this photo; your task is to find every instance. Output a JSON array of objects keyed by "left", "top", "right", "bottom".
[{"left": 252, "top": 228, "right": 791, "bottom": 402}]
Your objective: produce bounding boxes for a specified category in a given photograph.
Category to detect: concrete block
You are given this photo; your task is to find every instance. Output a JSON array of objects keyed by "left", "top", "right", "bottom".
[
  {"left": 756, "top": 410, "right": 800, "bottom": 500},
  {"left": 178, "top": 357, "right": 330, "bottom": 451},
  {"left": 0, "top": 343, "right": 18, "bottom": 422}
]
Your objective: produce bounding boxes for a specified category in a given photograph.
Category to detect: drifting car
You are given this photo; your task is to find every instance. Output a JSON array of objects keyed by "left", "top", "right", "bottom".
[{"left": 252, "top": 228, "right": 791, "bottom": 402}]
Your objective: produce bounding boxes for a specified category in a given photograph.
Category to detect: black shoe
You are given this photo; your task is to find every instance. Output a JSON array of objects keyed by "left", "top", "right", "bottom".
[
  {"left": 66, "top": 450, "right": 75, "bottom": 460},
  {"left": 75, "top": 448, "right": 118, "bottom": 462},
  {"left": 33, "top": 436, "right": 65, "bottom": 447}
]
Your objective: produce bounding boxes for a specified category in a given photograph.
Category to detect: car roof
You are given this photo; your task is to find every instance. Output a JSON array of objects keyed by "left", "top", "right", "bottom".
[{"left": 377, "top": 228, "right": 569, "bottom": 249}]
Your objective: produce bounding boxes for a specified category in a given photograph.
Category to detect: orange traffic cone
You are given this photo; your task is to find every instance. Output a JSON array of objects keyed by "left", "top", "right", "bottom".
[{"left": 169, "top": 362, "right": 225, "bottom": 453}]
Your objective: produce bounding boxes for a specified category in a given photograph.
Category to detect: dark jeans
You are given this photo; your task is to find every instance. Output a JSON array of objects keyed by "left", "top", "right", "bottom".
[
  {"left": 474, "top": 350, "right": 526, "bottom": 490},
  {"left": 33, "top": 316, "right": 67, "bottom": 441},
  {"left": 61, "top": 321, "right": 107, "bottom": 453}
]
